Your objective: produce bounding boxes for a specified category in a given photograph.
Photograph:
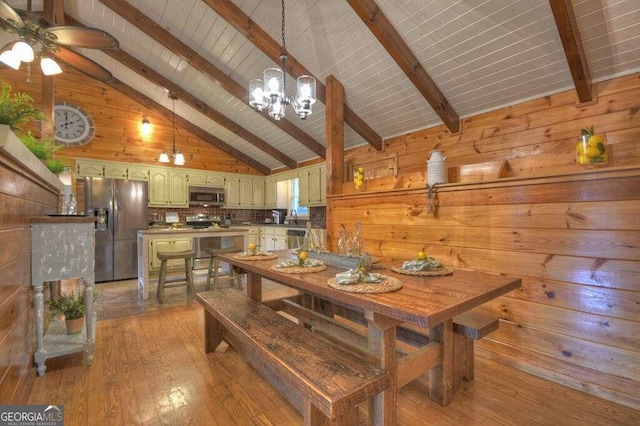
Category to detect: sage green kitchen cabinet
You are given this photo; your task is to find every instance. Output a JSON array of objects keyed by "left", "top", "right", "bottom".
[
  {"left": 260, "top": 226, "right": 287, "bottom": 251},
  {"left": 239, "top": 177, "right": 253, "bottom": 207},
  {"left": 299, "top": 163, "right": 326, "bottom": 206},
  {"left": 225, "top": 177, "right": 240, "bottom": 207},
  {"left": 188, "top": 171, "right": 226, "bottom": 187},
  {"left": 299, "top": 168, "right": 310, "bottom": 205},
  {"left": 225, "top": 176, "right": 264, "bottom": 208},
  {"left": 127, "top": 165, "right": 149, "bottom": 181},
  {"left": 76, "top": 159, "right": 104, "bottom": 177},
  {"left": 264, "top": 176, "right": 277, "bottom": 208},
  {"left": 149, "top": 238, "right": 192, "bottom": 271},
  {"left": 252, "top": 178, "right": 265, "bottom": 208},
  {"left": 149, "top": 168, "right": 188, "bottom": 207},
  {"left": 104, "top": 163, "right": 127, "bottom": 179}
]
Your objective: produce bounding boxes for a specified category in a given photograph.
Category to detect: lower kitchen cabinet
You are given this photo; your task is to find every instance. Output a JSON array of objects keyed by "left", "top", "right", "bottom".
[
  {"left": 149, "top": 238, "right": 192, "bottom": 271},
  {"left": 246, "top": 226, "right": 260, "bottom": 247},
  {"left": 260, "top": 226, "right": 287, "bottom": 251}
]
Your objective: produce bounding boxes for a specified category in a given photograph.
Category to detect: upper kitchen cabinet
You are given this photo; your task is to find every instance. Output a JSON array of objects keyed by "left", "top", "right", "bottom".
[
  {"left": 76, "top": 158, "right": 149, "bottom": 181},
  {"left": 104, "top": 163, "right": 127, "bottom": 179},
  {"left": 252, "top": 179, "right": 265, "bottom": 207},
  {"left": 76, "top": 158, "right": 104, "bottom": 177},
  {"left": 187, "top": 171, "right": 226, "bottom": 188},
  {"left": 149, "top": 168, "right": 188, "bottom": 208},
  {"left": 224, "top": 175, "right": 264, "bottom": 209},
  {"left": 264, "top": 176, "right": 277, "bottom": 208},
  {"left": 299, "top": 163, "right": 326, "bottom": 206},
  {"left": 127, "top": 165, "right": 149, "bottom": 181}
]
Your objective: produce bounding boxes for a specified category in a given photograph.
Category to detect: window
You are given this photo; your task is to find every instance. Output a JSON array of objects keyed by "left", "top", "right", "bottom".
[{"left": 289, "top": 179, "right": 308, "bottom": 216}]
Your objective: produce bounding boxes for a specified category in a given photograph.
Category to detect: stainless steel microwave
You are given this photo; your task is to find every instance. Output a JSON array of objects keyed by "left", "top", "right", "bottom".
[{"left": 188, "top": 187, "right": 225, "bottom": 206}]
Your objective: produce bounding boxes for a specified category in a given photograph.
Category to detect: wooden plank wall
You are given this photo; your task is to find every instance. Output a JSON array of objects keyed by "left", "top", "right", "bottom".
[
  {"left": 329, "top": 73, "right": 640, "bottom": 409},
  {"left": 0, "top": 69, "right": 263, "bottom": 176},
  {"left": 0, "top": 149, "right": 58, "bottom": 402}
]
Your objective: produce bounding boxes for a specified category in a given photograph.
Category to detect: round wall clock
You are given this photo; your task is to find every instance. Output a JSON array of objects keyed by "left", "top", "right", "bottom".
[{"left": 53, "top": 102, "right": 95, "bottom": 146}]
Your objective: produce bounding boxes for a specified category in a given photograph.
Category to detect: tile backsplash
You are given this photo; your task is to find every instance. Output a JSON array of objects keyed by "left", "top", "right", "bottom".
[{"left": 149, "top": 206, "right": 326, "bottom": 227}]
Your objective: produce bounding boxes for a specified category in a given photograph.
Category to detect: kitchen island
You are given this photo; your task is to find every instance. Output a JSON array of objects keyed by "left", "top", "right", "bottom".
[{"left": 137, "top": 227, "right": 249, "bottom": 299}]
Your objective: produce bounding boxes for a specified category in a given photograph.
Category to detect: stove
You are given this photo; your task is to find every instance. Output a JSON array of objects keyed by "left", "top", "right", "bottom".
[{"left": 185, "top": 214, "right": 221, "bottom": 229}]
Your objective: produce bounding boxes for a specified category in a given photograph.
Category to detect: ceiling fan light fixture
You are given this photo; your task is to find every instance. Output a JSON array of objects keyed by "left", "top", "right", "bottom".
[
  {"left": 40, "top": 57, "right": 62, "bottom": 75},
  {"left": 12, "top": 40, "right": 34, "bottom": 62},
  {"left": 0, "top": 50, "right": 20, "bottom": 70},
  {"left": 158, "top": 152, "right": 170, "bottom": 163}
]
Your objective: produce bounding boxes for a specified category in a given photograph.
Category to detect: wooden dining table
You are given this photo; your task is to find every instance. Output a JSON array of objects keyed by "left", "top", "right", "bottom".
[{"left": 218, "top": 250, "right": 521, "bottom": 425}]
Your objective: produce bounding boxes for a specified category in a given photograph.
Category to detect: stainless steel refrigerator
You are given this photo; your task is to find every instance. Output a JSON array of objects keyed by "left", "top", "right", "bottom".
[{"left": 84, "top": 177, "right": 148, "bottom": 282}]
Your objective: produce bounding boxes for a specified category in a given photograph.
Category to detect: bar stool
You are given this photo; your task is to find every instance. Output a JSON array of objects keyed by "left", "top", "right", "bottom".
[
  {"left": 206, "top": 247, "right": 243, "bottom": 291},
  {"left": 156, "top": 249, "right": 196, "bottom": 303}
]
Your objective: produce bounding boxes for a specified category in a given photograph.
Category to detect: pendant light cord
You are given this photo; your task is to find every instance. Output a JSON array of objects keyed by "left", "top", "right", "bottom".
[
  {"left": 280, "top": 0, "right": 287, "bottom": 99},
  {"left": 170, "top": 94, "right": 177, "bottom": 153}
]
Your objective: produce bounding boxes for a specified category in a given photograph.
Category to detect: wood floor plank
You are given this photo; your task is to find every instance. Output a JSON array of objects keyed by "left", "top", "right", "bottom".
[{"left": 13, "top": 285, "right": 639, "bottom": 426}]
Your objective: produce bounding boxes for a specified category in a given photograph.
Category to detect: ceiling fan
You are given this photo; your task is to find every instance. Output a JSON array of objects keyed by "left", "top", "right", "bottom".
[{"left": 0, "top": 0, "right": 118, "bottom": 81}]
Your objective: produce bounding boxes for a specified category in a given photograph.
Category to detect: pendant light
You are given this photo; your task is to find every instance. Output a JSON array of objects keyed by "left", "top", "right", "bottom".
[
  {"left": 159, "top": 94, "right": 184, "bottom": 165},
  {"left": 247, "top": 0, "right": 316, "bottom": 120}
]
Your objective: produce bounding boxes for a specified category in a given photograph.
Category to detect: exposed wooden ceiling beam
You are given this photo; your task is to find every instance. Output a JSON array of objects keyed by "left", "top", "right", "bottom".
[
  {"left": 96, "top": 0, "right": 325, "bottom": 159},
  {"left": 103, "top": 78, "right": 272, "bottom": 175},
  {"left": 43, "top": 0, "right": 65, "bottom": 25},
  {"left": 203, "top": 0, "right": 383, "bottom": 152},
  {"left": 64, "top": 15, "right": 297, "bottom": 170},
  {"left": 548, "top": 0, "right": 592, "bottom": 103},
  {"left": 347, "top": 0, "right": 460, "bottom": 134}
]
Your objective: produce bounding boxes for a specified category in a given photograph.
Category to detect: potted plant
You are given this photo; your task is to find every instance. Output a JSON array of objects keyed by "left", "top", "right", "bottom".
[{"left": 47, "top": 291, "right": 87, "bottom": 334}]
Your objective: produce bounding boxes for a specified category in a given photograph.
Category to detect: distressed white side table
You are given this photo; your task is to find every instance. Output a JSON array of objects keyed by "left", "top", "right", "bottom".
[{"left": 30, "top": 215, "right": 96, "bottom": 376}]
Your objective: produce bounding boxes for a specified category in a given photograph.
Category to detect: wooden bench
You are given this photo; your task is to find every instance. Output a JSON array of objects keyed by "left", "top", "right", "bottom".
[
  {"left": 197, "top": 289, "right": 390, "bottom": 425},
  {"left": 452, "top": 310, "right": 499, "bottom": 391},
  {"left": 287, "top": 297, "right": 499, "bottom": 392}
]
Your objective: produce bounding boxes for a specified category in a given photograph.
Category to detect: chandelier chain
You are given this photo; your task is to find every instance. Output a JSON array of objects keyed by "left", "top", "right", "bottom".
[{"left": 281, "top": 0, "right": 286, "bottom": 53}]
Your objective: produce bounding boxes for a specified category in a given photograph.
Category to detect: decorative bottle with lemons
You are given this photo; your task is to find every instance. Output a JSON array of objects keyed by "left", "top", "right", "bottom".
[
  {"left": 353, "top": 167, "right": 365, "bottom": 191},
  {"left": 576, "top": 126, "right": 607, "bottom": 165}
]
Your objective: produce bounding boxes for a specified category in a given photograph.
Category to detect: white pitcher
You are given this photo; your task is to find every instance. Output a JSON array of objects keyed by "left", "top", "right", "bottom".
[{"left": 427, "top": 150, "right": 448, "bottom": 186}]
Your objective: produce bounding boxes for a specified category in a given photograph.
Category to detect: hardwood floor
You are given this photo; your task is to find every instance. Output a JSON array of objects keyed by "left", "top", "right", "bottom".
[{"left": 15, "top": 273, "right": 639, "bottom": 425}]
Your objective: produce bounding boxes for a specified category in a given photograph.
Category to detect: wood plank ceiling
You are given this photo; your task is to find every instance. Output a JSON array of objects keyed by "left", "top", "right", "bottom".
[{"left": 2, "top": 0, "right": 639, "bottom": 173}]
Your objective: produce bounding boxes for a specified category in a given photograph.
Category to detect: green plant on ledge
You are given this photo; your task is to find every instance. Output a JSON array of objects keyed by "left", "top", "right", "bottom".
[
  {"left": 19, "top": 131, "right": 60, "bottom": 160},
  {"left": 0, "top": 80, "right": 44, "bottom": 130},
  {"left": 19, "top": 131, "right": 71, "bottom": 174},
  {"left": 0, "top": 78, "right": 71, "bottom": 174}
]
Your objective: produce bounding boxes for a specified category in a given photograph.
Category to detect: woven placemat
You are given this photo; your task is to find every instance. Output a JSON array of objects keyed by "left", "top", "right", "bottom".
[
  {"left": 270, "top": 264, "right": 327, "bottom": 274},
  {"left": 390, "top": 266, "right": 453, "bottom": 276},
  {"left": 327, "top": 276, "right": 403, "bottom": 293},
  {"left": 233, "top": 253, "right": 278, "bottom": 261}
]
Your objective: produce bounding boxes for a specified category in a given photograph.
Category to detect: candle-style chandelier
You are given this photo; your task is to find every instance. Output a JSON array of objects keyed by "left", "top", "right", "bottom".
[{"left": 247, "top": 0, "right": 316, "bottom": 120}]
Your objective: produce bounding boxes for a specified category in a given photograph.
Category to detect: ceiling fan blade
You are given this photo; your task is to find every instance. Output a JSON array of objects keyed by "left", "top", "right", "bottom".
[
  {"left": 46, "top": 27, "right": 119, "bottom": 49},
  {"left": 0, "top": 0, "right": 24, "bottom": 29},
  {"left": 16, "top": 9, "right": 52, "bottom": 29},
  {"left": 49, "top": 46, "right": 113, "bottom": 81}
]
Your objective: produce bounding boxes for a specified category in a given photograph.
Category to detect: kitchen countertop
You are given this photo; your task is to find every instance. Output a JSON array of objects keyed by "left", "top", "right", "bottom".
[
  {"left": 229, "top": 222, "right": 326, "bottom": 229},
  {"left": 139, "top": 226, "right": 250, "bottom": 235}
]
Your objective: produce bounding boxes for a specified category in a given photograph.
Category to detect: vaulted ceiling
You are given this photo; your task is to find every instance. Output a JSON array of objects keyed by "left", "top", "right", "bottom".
[{"left": 2, "top": 0, "right": 640, "bottom": 174}]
